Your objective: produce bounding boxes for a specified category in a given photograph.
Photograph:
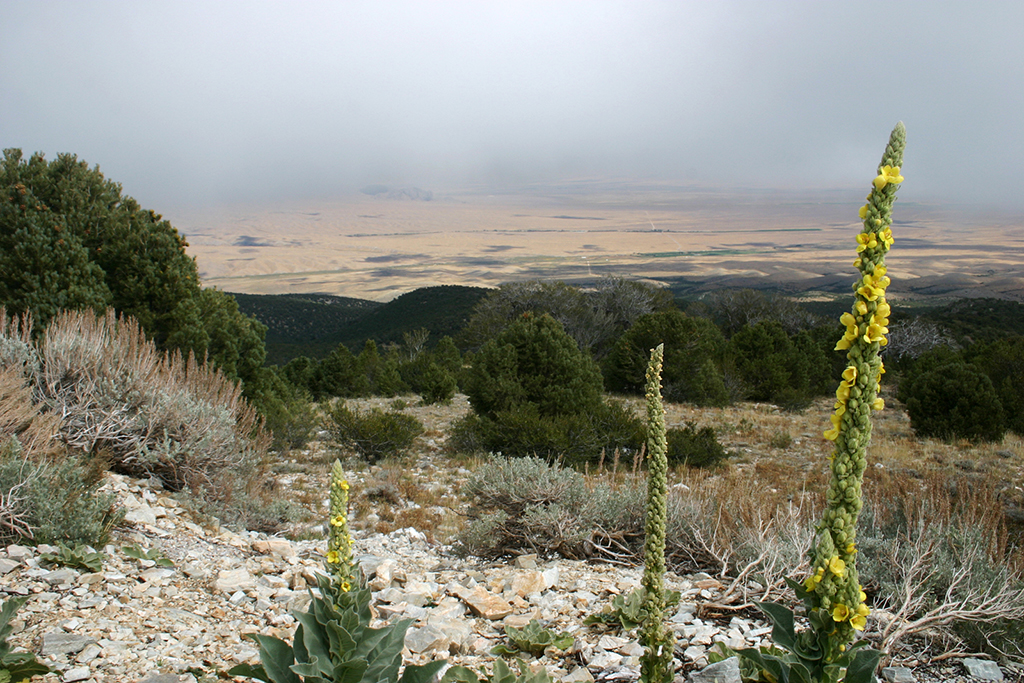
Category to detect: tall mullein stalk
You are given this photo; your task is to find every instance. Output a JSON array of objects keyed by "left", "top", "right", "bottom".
[
  {"left": 810, "top": 122, "right": 905, "bottom": 660},
  {"left": 326, "top": 458, "right": 356, "bottom": 590},
  {"left": 640, "top": 343, "right": 673, "bottom": 683}
]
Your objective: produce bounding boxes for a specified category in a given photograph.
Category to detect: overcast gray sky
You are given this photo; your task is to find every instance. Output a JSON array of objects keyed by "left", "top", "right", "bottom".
[{"left": 3, "top": 1, "right": 1023, "bottom": 211}]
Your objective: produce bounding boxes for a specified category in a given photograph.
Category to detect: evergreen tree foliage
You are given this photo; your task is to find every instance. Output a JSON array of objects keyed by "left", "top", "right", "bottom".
[
  {"left": 458, "top": 314, "right": 642, "bottom": 462},
  {"left": 903, "top": 361, "right": 1006, "bottom": 442},
  {"left": 313, "top": 343, "right": 369, "bottom": 399},
  {"left": 966, "top": 336, "right": 1024, "bottom": 435},
  {"left": 0, "top": 149, "right": 270, "bottom": 401},
  {"left": 603, "top": 310, "right": 728, "bottom": 406},
  {"left": 465, "top": 314, "right": 604, "bottom": 420},
  {"left": 727, "top": 320, "right": 827, "bottom": 407},
  {"left": 459, "top": 278, "right": 673, "bottom": 358},
  {"left": 419, "top": 362, "right": 457, "bottom": 405},
  {"left": 0, "top": 181, "right": 110, "bottom": 329}
]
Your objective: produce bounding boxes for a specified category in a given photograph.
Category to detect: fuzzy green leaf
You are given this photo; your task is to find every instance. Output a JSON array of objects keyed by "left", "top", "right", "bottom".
[
  {"left": 226, "top": 663, "right": 270, "bottom": 682},
  {"left": 293, "top": 611, "right": 332, "bottom": 673},
  {"left": 844, "top": 647, "right": 882, "bottom": 683},
  {"left": 755, "top": 601, "right": 798, "bottom": 653},
  {"left": 440, "top": 666, "right": 482, "bottom": 683},
  {"left": 248, "top": 634, "right": 302, "bottom": 683},
  {"left": 397, "top": 660, "right": 448, "bottom": 683}
]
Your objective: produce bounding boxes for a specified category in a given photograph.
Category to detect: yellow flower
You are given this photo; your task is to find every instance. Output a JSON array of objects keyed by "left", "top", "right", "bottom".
[
  {"left": 326, "top": 550, "right": 340, "bottom": 564},
  {"left": 805, "top": 573, "right": 821, "bottom": 591},
  {"left": 850, "top": 614, "right": 867, "bottom": 631},
  {"left": 873, "top": 165, "right": 904, "bottom": 189},
  {"left": 858, "top": 204, "right": 869, "bottom": 219},
  {"left": 863, "top": 323, "right": 888, "bottom": 344},
  {"left": 857, "top": 284, "right": 883, "bottom": 302},
  {"left": 860, "top": 590, "right": 867, "bottom": 602},
  {"left": 872, "top": 397, "right": 885, "bottom": 411},
  {"left": 824, "top": 413, "right": 841, "bottom": 441},
  {"left": 855, "top": 300, "right": 868, "bottom": 316},
  {"left": 331, "top": 515, "right": 345, "bottom": 527},
  {"left": 832, "top": 603, "right": 851, "bottom": 622},
  {"left": 856, "top": 233, "right": 878, "bottom": 252},
  {"left": 341, "top": 581, "right": 352, "bottom": 592},
  {"left": 828, "top": 556, "right": 846, "bottom": 576},
  {"left": 842, "top": 367, "right": 857, "bottom": 383},
  {"left": 880, "top": 227, "right": 895, "bottom": 248},
  {"left": 834, "top": 400, "right": 846, "bottom": 418}
]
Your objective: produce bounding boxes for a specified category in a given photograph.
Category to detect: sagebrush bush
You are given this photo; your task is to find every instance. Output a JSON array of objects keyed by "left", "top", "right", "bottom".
[
  {"left": 0, "top": 437, "right": 122, "bottom": 546},
  {"left": 456, "top": 455, "right": 645, "bottom": 559},
  {"left": 903, "top": 361, "right": 1006, "bottom": 442},
  {"left": 0, "top": 308, "right": 285, "bottom": 532},
  {"left": 857, "top": 472, "right": 1024, "bottom": 660},
  {"left": 325, "top": 402, "right": 423, "bottom": 462},
  {"left": 665, "top": 423, "right": 729, "bottom": 468}
]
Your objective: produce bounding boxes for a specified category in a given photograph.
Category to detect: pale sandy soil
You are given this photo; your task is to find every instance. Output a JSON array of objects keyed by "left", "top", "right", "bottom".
[{"left": 169, "top": 183, "right": 1024, "bottom": 302}]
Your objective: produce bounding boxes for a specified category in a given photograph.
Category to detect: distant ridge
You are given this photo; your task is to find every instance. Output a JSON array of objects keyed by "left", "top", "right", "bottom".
[{"left": 232, "top": 285, "right": 490, "bottom": 364}]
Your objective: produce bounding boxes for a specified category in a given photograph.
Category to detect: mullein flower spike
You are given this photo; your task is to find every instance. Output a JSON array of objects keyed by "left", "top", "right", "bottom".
[
  {"left": 639, "top": 344, "right": 673, "bottom": 683},
  {"left": 328, "top": 459, "right": 356, "bottom": 589},
  {"left": 811, "top": 122, "right": 905, "bottom": 656}
]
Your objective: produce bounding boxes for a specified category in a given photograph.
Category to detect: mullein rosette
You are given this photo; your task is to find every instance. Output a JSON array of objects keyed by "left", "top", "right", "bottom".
[
  {"left": 809, "top": 122, "right": 905, "bottom": 659},
  {"left": 327, "top": 458, "right": 356, "bottom": 590}
]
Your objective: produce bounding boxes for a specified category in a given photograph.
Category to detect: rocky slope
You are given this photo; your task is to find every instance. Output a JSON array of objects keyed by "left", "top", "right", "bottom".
[{"left": 3, "top": 472, "right": 1019, "bottom": 683}]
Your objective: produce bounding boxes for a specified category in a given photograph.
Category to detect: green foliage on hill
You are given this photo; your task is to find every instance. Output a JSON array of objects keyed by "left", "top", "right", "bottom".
[
  {"left": 916, "top": 298, "right": 1024, "bottom": 344},
  {"left": 338, "top": 285, "right": 488, "bottom": 350},
  {"left": 232, "top": 293, "right": 383, "bottom": 364},
  {"left": 234, "top": 286, "right": 488, "bottom": 364}
]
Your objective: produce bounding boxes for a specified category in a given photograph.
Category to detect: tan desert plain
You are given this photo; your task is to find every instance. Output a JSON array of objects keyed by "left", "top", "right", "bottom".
[{"left": 173, "top": 180, "right": 1024, "bottom": 304}]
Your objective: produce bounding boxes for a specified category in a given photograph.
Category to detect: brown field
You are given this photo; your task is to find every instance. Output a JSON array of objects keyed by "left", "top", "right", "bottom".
[{"left": 172, "top": 181, "right": 1024, "bottom": 302}]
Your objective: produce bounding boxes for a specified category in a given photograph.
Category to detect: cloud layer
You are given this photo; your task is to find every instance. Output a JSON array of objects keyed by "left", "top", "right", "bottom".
[{"left": 3, "top": 1, "right": 1022, "bottom": 210}]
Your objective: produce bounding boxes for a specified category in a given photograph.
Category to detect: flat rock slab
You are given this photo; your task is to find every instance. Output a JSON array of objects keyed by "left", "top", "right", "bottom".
[
  {"left": 689, "top": 656, "right": 741, "bottom": 683},
  {"left": 453, "top": 585, "right": 512, "bottom": 620},
  {"left": 214, "top": 568, "right": 255, "bottom": 594},
  {"left": 962, "top": 658, "right": 1004, "bottom": 682},
  {"left": 41, "top": 632, "right": 98, "bottom": 656},
  {"left": 881, "top": 666, "right": 915, "bottom": 683}
]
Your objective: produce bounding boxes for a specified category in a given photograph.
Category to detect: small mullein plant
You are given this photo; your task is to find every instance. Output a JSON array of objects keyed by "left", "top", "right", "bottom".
[
  {"left": 728, "top": 123, "right": 906, "bottom": 683},
  {"left": 230, "top": 460, "right": 445, "bottom": 683},
  {"left": 326, "top": 458, "right": 357, "bottom": 590},
  {"left": 639, "top": 344, "right": 675, "bottom": 683}
]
